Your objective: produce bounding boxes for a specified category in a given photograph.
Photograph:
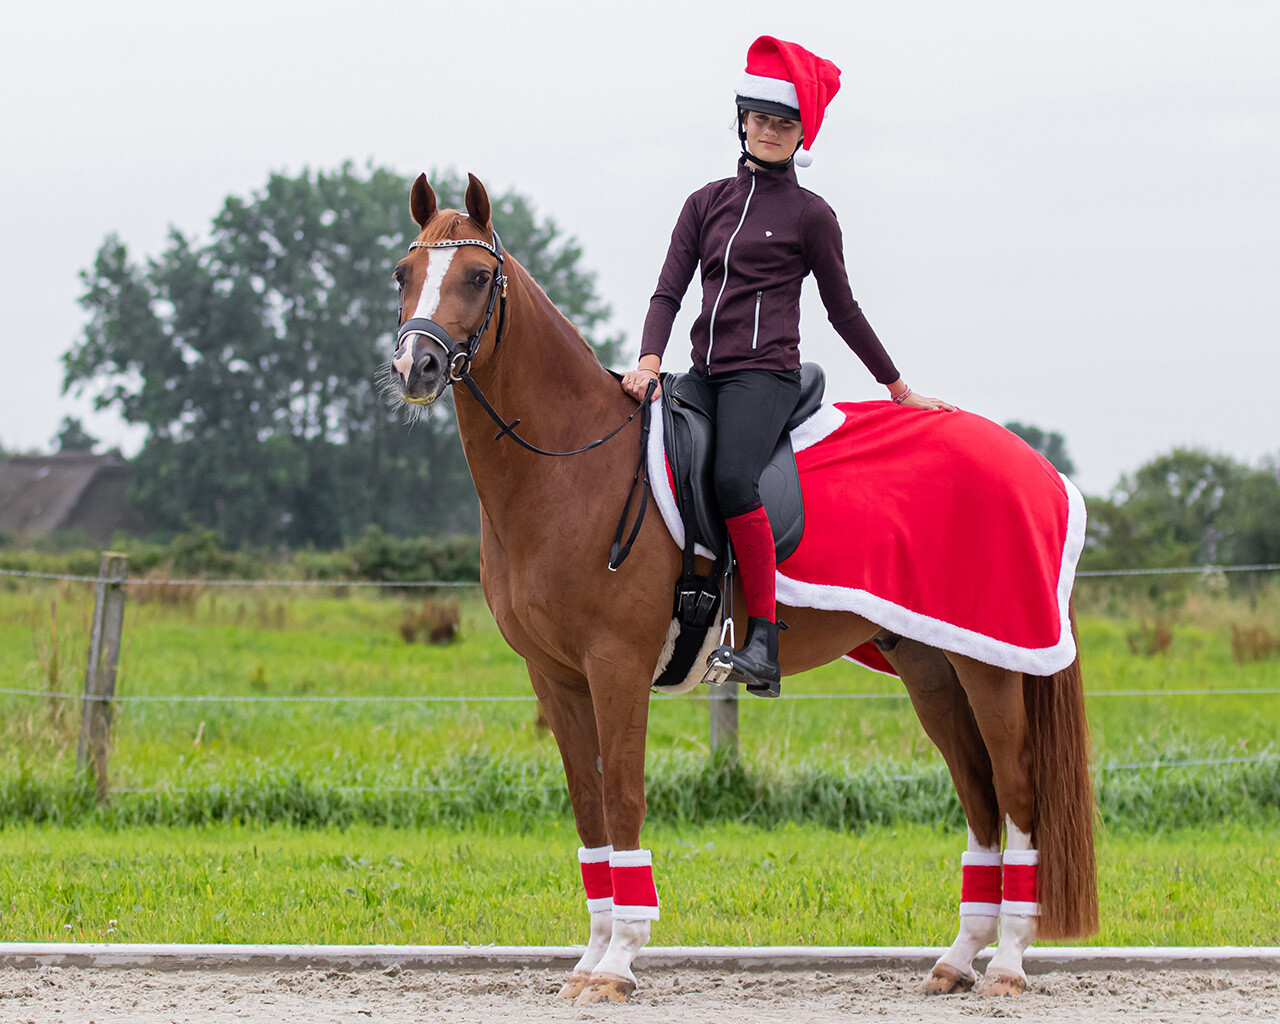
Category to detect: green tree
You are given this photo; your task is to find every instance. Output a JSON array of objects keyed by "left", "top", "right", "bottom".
[
  {"left": 1082, "top": 447, "right": 1280, "bottom": 570},
  {"left": 1004, "top": 421, "right": 1076, "bottom": 477},
  {"left": 64, "top": 165, "right": 623, "bottom": 546}
]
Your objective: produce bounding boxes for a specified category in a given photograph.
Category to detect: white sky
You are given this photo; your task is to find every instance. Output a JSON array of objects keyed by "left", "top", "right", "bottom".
[{"left": 1, "top": 0, "right": 1276, "bottom": 496}]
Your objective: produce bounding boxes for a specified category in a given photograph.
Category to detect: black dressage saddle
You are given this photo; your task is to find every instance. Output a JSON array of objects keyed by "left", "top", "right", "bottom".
[
  {"left": 657, "top": 362, "right": 824, "bottom": 641},
  {"left": 662, "top": 362, "right": 825, "bottom": 566}
]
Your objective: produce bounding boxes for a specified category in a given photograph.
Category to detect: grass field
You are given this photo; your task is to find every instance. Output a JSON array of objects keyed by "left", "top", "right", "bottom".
[
  {"left": 2, "top": 820, "right": 1277, "bottom": 946},
  {"left": 1, "top": 576, "right": 1278, "bottom": 946}
]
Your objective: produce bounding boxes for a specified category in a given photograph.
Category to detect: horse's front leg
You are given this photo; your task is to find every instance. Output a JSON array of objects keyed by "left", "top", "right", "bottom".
[
  {"left": 571, "top": 653, "right": 658, "bottom": 1005},
  {"left": 524, "top": 663, "right": 612, "bottom": 999}
]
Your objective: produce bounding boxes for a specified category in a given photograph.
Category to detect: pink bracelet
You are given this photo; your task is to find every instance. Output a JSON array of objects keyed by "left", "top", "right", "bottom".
[{"left": 892, "top": 386, "right": 913, "bottom": 405}]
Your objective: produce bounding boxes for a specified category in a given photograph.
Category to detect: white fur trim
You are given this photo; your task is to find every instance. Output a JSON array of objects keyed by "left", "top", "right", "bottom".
[
  {"left": 961, "top": 850, "right": 1003, "bottom": 868},
  {"left": 609, "top": 848, "right": 652, "bottom": 868},
  {"left": 611, "top": 904, "right": 661, "bottom": 922},
  {"left": 1001, "top": 899, "right": 1041, "bottom": 917},
  {"left": 959, "top": 901, "right": 1002, "bottom": 918},
  {"left": 585, "top": 896, "right": 614, "bottom": 913},
  {"left": 1003, "top": 848, "right": 1039, "bottom": 866},
  {"left": 789, "top": 403, "right": 844, "bottom": 453},
  {"left": 793, "top": 149, "right": 813, "bottom": 168},
  {"left": 578, "top": 844, "right": 614, "bottom": 864},
  {"left": 736, "top": 72, "right": 799, "bottom": 112}
]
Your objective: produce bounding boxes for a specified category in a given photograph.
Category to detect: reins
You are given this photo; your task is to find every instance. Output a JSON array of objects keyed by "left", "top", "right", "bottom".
[{"left": 397, "top": 232, "right": 655, "bottom": 569}]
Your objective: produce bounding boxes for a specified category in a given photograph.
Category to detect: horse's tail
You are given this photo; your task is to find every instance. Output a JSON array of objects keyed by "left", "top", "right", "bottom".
[{"left": 1024, "top": 601, "right": 1099, "bottom": 939}]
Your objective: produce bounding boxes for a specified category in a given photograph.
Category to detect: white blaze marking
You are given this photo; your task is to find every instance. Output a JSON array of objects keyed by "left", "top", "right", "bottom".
[{"left": 410, "top": 247, "right": 455, "bottom": 321}]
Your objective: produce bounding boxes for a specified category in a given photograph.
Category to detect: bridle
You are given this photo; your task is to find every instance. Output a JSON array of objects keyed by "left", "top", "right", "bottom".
[
  {"left": 394, "top": 230, "right": 655, "bottom": 569},
  {"left": 396, "top": 233, "right": 509, "bottom": 382}
]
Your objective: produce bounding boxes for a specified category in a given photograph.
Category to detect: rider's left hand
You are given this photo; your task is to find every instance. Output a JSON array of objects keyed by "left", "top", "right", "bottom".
[{"left": 900, "top": 391, "right": 956, "bottom": 412}]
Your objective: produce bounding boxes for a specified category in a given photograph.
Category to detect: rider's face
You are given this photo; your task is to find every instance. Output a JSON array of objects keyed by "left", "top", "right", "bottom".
[{"left": 743, "top": 110, "right": 803, "bottom": 163}]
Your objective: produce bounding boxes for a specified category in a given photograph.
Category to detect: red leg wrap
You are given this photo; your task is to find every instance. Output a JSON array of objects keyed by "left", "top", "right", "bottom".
[
  {"left": 725, "top": 507, "right": 777, "bottom": 621},
  {"left": 959, "top": 851, "right": 1002, "bottom": 917},
  {"left": 1002, "top": 850, "right": 1039, "bottom": 916},
  {"left": 610, "top": 849, "right": 660, "bottom": 921}
]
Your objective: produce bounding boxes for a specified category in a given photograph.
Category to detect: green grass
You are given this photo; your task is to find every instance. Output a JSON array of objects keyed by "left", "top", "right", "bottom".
[
  {"left": 2, "top": 820, "right": 1276, "bottom": 946},
  {"left": 4, "top": 585, "right": 1278, "bottom": 786}
]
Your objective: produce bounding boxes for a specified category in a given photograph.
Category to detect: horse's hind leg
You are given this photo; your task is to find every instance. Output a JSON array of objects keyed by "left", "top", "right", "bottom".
[
  {"left": 525, "top": 663, "right": 612, "bottom": 999},
  {"left": 888, "top": 640, "right": 1002, "bottom": 995},
  {"left": 947, "top": 652, "right": 1037, "bottom": 997}
]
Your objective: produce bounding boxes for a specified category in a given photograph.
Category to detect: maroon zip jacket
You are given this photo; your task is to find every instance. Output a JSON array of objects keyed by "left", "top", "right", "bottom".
[{"left": 640, "top": 157, "right": 899, "bottom": 383}]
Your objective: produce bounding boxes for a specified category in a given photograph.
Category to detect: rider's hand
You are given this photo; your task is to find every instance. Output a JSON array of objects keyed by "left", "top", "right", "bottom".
[
  {"left": 621, "top": 367, "right": 661, "bottom": 401},
  {"left": 899, "top": 391, "right": 955, "bottom": 412}
]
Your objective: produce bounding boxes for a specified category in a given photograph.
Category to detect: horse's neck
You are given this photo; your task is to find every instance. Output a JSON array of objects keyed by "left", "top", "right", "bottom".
[{"left": 454, "top": 264, "right": 634, "bottom": 516}]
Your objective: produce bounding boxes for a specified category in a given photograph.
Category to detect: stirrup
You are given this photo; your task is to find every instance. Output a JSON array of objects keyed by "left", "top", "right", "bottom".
[
  {"left": 702, "top": 617, "right": 737, "bottom": 687},
  {"left": 702, "top": 643, "right": 736, "bottom": 687}
]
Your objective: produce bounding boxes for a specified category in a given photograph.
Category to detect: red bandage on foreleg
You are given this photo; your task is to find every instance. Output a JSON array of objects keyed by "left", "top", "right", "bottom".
[
  {"left": 610, "top": 848, "right": 660, "bottom": 921},
  {"left": 958, "top": 850, "right": 1002, "bottom": 917},
  {"left": 1002, "top": 849, "right": 1039, "bottom": 916},
  {"left": 578, "top": 845, "right": 613, "bottom": 911}
]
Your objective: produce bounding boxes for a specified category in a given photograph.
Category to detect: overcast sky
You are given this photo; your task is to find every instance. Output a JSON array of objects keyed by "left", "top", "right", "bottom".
[{"left": 2, "top": 0, "right": 1276, "bottom": 496}]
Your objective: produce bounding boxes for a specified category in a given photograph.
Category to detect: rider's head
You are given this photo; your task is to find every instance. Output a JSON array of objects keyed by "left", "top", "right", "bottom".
[{"left": 733, "top": 36, "right": 842, "bottom": 170}]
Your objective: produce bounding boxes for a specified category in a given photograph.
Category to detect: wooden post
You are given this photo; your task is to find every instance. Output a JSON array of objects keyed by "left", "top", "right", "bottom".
[
  {"left": 76, "top": 552, "right": 128, "bottom": 803},
  {"left": 709, "top": 680, "right": 740, "bottom": 761}
]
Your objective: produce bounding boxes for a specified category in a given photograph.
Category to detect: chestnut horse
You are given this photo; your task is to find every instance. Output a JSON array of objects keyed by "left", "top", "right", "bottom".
[{"left": 387, "top": 174, "right": 1097, "bottom": 1003}]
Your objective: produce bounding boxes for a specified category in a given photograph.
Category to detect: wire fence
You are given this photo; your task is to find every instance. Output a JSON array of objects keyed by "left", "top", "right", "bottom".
[
  {"left": 4, "top": 558, "right": 1278, "bottom": 802},
  {"left": 3, "top": 563, "right": 1279, "bottom": 588}
]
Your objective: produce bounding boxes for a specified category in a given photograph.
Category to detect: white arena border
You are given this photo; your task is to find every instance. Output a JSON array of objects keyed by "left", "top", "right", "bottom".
[{"left": 1, "top": 944, "right": 1278, "bottom": 974}]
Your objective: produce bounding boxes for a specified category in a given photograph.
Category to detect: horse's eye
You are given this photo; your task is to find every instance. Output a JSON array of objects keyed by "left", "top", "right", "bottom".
[
  {"left": 472, "top": 271, "right": 491, "bottom": 289},
  {"left": 393, "top": 266, "right": 407, "bottom": 286}
]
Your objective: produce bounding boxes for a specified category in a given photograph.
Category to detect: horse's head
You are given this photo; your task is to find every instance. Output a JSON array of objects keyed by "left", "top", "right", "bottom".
[{"left": 388, "top": 173, "right": 506, "bottom": 407}]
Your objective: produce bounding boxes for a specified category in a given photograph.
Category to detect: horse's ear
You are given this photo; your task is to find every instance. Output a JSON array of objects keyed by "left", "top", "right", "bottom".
[
  {"left": 464, "top": 173, "right": 492, "bottom": 229},
  {"left": 410, "top": 173, "right": 437, "bottom": 228}
]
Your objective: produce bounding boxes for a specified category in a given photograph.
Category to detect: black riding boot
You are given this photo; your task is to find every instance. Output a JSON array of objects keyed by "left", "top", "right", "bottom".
[{"left": 728, "top": 616, "right": 781, "bottom": 697}]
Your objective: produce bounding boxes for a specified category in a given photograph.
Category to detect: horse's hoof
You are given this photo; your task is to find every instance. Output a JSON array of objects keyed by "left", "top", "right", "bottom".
[
  {"left": 573, "top": 972, "right": 637, "bottom": 1004},
  {"left": 980, "top": 971, "right": 1028, "bottom": 997},
  {"left": 557, "top": 972, "right": 590, "bottom": 999},
  {"left": 923, "top": 963, "right": 976, "bottom": 995}
]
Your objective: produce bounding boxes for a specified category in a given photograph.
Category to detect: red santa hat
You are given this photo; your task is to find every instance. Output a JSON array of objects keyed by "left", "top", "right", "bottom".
[{"left": 735, "top": 35, "right": 841, "bottom": 167}]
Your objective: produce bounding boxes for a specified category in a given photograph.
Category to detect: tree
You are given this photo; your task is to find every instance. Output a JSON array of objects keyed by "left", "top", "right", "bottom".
[
  {"left": 53, "top": 416, "right": 99, "bottom": 453},
  {"left": 64, "top": 165, "right": 624, "bottom": 547},
  {"left": 1082, "top": 447, "right": 1280, "bottom": 570},
  {"left": 1004, "top": 422, "right": 1076, "bottom": 477}
]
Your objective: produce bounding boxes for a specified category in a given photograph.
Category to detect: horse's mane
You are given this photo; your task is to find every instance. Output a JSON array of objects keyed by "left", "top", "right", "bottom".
[{"left": 416, "top": 210, "right": 481, "bottom": 244}]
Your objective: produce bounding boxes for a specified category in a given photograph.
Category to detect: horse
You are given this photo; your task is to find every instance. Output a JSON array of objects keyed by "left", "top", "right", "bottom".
[{"left": 386, "top": 173, "right": 1097, "bottom": 1003}]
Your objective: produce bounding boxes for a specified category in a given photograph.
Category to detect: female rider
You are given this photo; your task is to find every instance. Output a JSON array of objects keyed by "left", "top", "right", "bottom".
[{"left": 621, "top": 36, "right": 952, "bottom": 691}]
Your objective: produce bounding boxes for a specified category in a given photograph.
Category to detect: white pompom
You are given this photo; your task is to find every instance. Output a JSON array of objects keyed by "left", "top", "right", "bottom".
[{"left": 793, "top": 148, "right": 813, "bottom": 168}]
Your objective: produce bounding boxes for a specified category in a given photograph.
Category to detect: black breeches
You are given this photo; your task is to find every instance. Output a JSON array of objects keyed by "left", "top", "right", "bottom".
[{"left": 695, "top": 367, "right": 802, "bottom": 519}]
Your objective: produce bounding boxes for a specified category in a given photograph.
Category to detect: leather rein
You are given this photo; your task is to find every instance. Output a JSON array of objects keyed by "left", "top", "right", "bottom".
[{"left": 396, "top": 232, "right": 654, "bottom": 569}]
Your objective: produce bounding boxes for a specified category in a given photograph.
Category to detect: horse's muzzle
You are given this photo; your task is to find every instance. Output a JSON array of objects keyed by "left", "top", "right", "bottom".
[{"left": 392, "top": 333, "right": 448, "bottom": 405}]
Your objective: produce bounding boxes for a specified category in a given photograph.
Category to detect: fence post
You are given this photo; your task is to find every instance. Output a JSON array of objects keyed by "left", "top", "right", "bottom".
[
  {"left": 709, "top": 680, "right": 739, "bottom": 760},
  {"left": 76, "top": 551, "right": 128, "bottom": 803}
]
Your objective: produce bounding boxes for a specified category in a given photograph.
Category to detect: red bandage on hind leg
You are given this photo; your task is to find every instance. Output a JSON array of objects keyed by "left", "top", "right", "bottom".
[
  {"left": 578, "top": 845, "right": 613, "bottom": 912},
  {"left": 959, "top": 850, "right": 1002, "bottom": 917},
  {"left": 610, "top": 848, "right": 660, "bottom": 921},
  {"left": 1002, "top": 849, "right": 1039, "bottom": 916},
  {"left": 726, "top": 507, "right": 777, "bottom": 621}
]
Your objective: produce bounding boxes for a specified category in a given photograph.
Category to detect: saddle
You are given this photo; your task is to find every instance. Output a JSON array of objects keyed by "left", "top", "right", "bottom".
[{"left": 651, "top": 363, "right": 825, "bottom": 691}]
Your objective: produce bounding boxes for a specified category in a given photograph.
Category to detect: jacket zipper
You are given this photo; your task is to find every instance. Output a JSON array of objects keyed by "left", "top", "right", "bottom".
[
  {"left": 706, "top": 171, "right": 757, "bottom": 371},
  {"left": 751, "top": 291, "right": 762, "bottom": 349}
]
